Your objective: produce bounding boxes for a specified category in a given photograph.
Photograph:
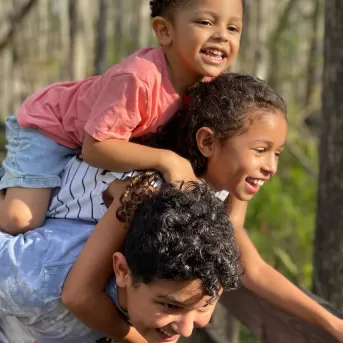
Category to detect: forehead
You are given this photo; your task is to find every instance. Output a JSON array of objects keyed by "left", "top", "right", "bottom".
[
  {"left": 181, "top": 0, "right": 243, "bottom": 18},
  {"left": 243, "top": 112, "right": 287, "bottom": 143}
]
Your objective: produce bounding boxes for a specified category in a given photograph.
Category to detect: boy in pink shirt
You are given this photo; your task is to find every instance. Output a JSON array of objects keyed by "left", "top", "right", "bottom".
[{"left": 0, "top": 0, "right": 244, "bottom": 234}]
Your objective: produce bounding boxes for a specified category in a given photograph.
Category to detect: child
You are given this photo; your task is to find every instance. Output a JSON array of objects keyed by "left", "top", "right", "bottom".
[
  {"left": 62, "top": 74, "right": 343, "bottom": 341},
  {"left": 0, "top": 181, "right": 243, "bottom": 343},
  {"left": 0, "top": 0, "right": 244, "bottom": 233}
]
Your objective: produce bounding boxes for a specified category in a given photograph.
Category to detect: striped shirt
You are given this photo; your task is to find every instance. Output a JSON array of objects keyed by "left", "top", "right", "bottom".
[{"left": 47, "top": 155, "right": 137, "bottom": 222}]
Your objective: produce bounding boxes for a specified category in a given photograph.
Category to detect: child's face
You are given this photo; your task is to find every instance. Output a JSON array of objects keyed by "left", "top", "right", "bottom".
[
  {"left": 169, "top": 0, "right": 243, "bottom": 78},
  {"left": 114, "top": 255, "right": 221, "bottom": 342},
  {"left": 204, "top": 112, "right": 287, "bottom": 200}
]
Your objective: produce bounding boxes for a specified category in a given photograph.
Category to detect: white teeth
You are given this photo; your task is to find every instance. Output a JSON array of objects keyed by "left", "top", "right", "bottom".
[
  {"left": 205, "top": 49, "right": 224, "bottom": 57},
  {"left": 159, "top": 328, "right": 175, "bottom": 336},
  {"left": 250, "top": 179, "right": 264, "bottom": 186}
]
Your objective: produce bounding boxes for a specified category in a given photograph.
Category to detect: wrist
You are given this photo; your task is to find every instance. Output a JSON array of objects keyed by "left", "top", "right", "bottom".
[{"left": 323, "top": 314, "right": 342, "bottom": 337}]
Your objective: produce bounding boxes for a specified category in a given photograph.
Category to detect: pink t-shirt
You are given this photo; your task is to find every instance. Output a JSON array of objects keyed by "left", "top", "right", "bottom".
[{"left": 17, "top": 47, "right": 180, "bottom": 149}]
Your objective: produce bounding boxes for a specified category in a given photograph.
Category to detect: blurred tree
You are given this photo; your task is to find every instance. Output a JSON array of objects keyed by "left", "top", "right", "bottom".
[
  {"left": 95, "top": 0, "right": 108, "bottom": 75},
  {"left": 313, "top": 0, "right": 343, "bottom": 310}
]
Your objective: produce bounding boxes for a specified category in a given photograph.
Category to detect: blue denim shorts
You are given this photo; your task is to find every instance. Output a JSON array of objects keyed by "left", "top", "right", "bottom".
[
  {"left": 0, "top": 218, "right": 120, "bottom": 343},
  {"left": 0, "top": 115, "right": 77, "bottom": 190}
]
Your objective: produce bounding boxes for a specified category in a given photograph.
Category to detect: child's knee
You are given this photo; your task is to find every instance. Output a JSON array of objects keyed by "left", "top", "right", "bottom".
[
  {"left": 2, "top": 200, "right": 45, "bottom": 234},
  {"left": 0, "top": 188, "right": 51, "bottom": 234}
]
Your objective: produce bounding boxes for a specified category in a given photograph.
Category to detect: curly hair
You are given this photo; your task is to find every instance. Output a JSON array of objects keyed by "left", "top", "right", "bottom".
[
  {"left": 119, "top": 177, "right": 243, "bottom": 296},
  {"left": 150, "top": 0, "right": 245, "bottom": 18},
  {"left": 134, "top": 73, "right": 287, "bottom": 176}
]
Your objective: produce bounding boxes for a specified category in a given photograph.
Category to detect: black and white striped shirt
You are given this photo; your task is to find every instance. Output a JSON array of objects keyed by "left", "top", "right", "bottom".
[{"left": 47, "top": 156, "right": 137, "bottom": 222}]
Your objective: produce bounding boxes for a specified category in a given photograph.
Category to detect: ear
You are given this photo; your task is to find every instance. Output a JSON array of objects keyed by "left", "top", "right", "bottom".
[
  {"left": 152, "top": 16, "right": 173, "bottom": 46},
  {"left": 196, "top": 127, "right": 216, "bottom": 157},
  {"left": 113, "top": 252, "right": 130, "bottom": 288}
]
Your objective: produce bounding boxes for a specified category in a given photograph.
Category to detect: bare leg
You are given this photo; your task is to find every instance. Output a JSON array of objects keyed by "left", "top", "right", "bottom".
[{"left": 0, "top": 187, "right": 52, "bottom": 234}]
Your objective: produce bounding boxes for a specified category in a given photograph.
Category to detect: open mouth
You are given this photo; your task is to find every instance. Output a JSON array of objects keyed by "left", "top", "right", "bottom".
[
  {"left": 245, "top": 177, "right": 265, "bottom": 194},
  {"left": 156, "top": 327, "right": 180, "bottom": 342},
  {"left": 200, "top": 48, "right": 227, "bottom": 63}
]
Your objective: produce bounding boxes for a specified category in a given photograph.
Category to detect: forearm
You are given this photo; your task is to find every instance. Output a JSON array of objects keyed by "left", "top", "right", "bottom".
[
  {"left": 63, "top": 291, "right": 146, "bottom": 343},
  {"left": 82, "top": 134, "right": 169, "bottom": 173},
  {"left": 242, "top": 262, "right": 339, "bottom": 336}
]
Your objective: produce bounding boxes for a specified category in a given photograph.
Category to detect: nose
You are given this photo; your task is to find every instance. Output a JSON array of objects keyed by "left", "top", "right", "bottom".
[
  {"left": 262, "top": 155, "right": 278, "bottom": 176},
  {"left": 170, "top": 312, "right": 195, "bottom": 338},
  {"left": 212, "top": 24, "right": 229, "bottom": 42}
]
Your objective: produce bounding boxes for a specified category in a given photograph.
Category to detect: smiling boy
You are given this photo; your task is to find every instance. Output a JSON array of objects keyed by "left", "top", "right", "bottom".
[{"left": 0, "top": 181, "right": 243, "bottom": 343}]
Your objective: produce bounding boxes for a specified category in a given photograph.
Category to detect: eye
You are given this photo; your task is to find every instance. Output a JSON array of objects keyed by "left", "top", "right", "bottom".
[
  {"left": 197, "top": 20, "right": 212, "bottom": 26},
  {"left": 227, "top": 25, "right": 239, "bottom": 32},
  {"left": 162, "top": 303, "right": 179, "bottom": 310},
  {"left": 275, "top": 151, "right": 281, "bottom": 158},
  {"left": 255, "top": 148, "right": 266, "bottom": 154}
]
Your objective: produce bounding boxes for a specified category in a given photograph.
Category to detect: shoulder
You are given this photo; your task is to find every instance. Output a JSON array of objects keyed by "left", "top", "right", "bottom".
[{"left": 104, "top": 47, "right": 167, "bottom": 87}]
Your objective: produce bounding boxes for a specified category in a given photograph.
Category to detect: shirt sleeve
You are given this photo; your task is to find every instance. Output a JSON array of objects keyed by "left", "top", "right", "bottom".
[{"left": 84, "top": 73, "right": 149, "bottom": 141}]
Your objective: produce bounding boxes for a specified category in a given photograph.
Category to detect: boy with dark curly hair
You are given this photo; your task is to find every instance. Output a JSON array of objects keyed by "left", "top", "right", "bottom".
[{"left": 0, "top": 181, "right": 243, "bottom": 343}]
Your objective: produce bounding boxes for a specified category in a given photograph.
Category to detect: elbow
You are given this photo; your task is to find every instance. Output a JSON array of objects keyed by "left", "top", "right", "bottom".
[
  {"left": 241, "top": 257, "right": 268, "bottom": 289},
  {"left": 61, "top": 286, "right": 88, "bottom": 314},
  {"left": 81, "top": 142, "right": 93, "bottom": 164},
  {"left": 82, "top": 135, "right": 98, "bottom": 165}
]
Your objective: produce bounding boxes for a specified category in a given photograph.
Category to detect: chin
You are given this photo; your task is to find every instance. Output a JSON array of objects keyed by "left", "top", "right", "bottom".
[{"left": 234, "top": 190, "right": 254, "bottom": 201}]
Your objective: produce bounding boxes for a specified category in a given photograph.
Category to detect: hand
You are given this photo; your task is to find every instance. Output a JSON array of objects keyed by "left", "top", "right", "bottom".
[
  {"left": 331, "top": 318, "right": 343, "bottom": 342},
  {"left": 159, "top": 151, "right": 199, "bottom": 184}
]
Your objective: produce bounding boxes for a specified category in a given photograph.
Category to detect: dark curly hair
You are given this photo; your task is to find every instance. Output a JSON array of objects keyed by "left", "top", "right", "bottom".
[
  {"left": 120, "top": 179, "right": 243, "bottom": 296},
  {"left": 134, "top": 73, "right": 287, "bottom": 176},
  {"left": 150, "top": 0, "right": 245, "bottom": 18}
]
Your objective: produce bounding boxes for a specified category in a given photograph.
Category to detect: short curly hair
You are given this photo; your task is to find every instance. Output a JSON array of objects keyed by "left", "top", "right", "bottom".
[
  {"left": 119, "top": 178, "right": 243, "bottom": 297},
  {"left": 134, "top": 73, "right": 287, "bottom": 176},
  {"left": 150, "top": 0, "right": 245, "bottom": 18}
]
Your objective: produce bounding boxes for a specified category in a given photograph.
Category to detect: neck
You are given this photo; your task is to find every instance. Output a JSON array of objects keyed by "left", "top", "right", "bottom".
[{"left": 163, "top": 48, "right": 205, "bottom": 96}]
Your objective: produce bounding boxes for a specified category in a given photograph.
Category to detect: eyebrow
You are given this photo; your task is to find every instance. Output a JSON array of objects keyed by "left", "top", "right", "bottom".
[
  {"left": 252, "top": 139, "right": 284, "bottom": 147},
  {"left": 157, "top": 294, "right": 220, "bottom": 307},
  {"left": 194, "top": 10, "right": 242, "bottom": 22}
]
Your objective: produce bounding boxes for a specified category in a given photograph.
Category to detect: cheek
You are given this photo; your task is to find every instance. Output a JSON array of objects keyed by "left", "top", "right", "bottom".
[
  {"left": 195, "top": 312, "right": 214, "bottom": 328},
  {"left": 130, "top": 304, "right": 171, "bottom": 329},
  {"left": 234, "top": 153, "right": 259, "bottom": 175}
]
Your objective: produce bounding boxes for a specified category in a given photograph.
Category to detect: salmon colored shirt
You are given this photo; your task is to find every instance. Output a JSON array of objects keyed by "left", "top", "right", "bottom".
[{"left": 17, "top": 47, "right": 180, "bottom": 149}]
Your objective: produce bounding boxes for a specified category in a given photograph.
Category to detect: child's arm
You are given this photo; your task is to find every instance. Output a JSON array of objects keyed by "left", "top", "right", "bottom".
[
  {"left": 61, "top": 179, "right": 147, "bottom": 343},
  {"left": 82, "top": 133, "right": 197, "bottom": 183},
  {"left": 228, "top": 199, "right": 343, "bottom": 341}
]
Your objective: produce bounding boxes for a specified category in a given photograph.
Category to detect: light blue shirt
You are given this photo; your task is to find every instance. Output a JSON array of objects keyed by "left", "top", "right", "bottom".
[{"left": 0, "top": 218, "right": 123, "bottom": 343}]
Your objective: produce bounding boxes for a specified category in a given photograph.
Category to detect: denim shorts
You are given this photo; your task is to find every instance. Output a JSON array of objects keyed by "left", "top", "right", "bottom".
[
  {"left": 0, "top": 218, "right": 120, "bottom": 343},
  {"left": 0, "top": 115, "right": 77, "bottom": 190}
]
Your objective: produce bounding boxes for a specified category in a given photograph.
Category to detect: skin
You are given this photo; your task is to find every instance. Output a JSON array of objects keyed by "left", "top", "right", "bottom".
[
  {"left": 154, "top": 0, "right": 243, "bottom": 94},
  {"left": 201, "top": 111, "right": 286, "bottom": 200},
  {"left": 114, "top": 253, "right": 221, "bottom": 343}
]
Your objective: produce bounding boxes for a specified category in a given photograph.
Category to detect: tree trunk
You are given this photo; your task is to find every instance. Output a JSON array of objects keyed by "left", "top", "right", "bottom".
[
  {"left": 95, "top": 0, "right": 108, "bottom": 75},
  {"left": 69, "top": 0, "right": 89, "bottom": 80},
  {"left": 313, "top": 0, "right": 343, "bottom": 310},
  {"left": 304, "top": 0, "right": 322, "bottom": 108}
]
